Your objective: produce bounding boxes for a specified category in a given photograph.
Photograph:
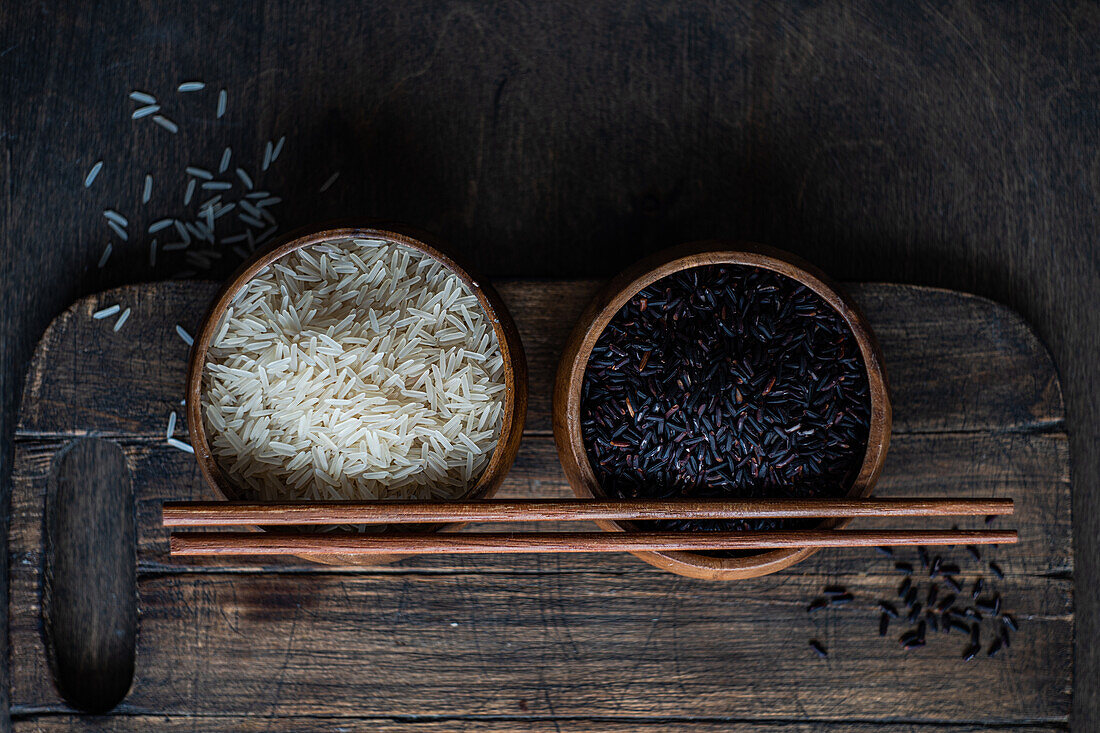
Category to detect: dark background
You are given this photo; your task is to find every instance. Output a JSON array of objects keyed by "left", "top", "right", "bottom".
[{"left": 1, "top": 0, "right": 1097, "bottom": 727}]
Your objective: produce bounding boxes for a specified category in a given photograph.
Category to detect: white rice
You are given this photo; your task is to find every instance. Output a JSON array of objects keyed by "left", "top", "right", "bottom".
[
  {"left": 97, "top": 242, "right": 113, "bottom": 268},
  {"left": 131, "top": 104, "right": 160, "bottom": 119},
  {"left": 152, "top": 115, "right": 179, "bottom": 133},
  {"left": 219, "top": 147, "right": 232, "bottom": 173},
  {"left": 201, "top": 237, "right": 507, "bottom": 503},
  {"left": 84, "top": 161, "right": 103, "bottom": 188},
  {"left": 168, "top": 437, "right": 195, "bottom": 453},
  {"left": 178, "top": 81, "right": 205, "bottom": 92},
  {"left": 113, "top": 307, "right": 132, "bottom": 331},
  {"left": 166, "top": 411, "right": 178, "bottom": 438},
  {"left": 129, "top": 90, "right": 156, "bottom": 104},
  {"left": 176, "top": 324, "right": 194, "bottom": 346},
  {"left": 93, "top": 304, "right": 121, "bottom": 319},
  {"left": 143, "top": 175, "right": 153, "bottom": 203},
  {"left": 217, "top": 89, "right": 227, "bottom": 118}
]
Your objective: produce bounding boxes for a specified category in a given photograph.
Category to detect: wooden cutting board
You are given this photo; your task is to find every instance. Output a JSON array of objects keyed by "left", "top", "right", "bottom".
[{"left": 8, "top": 281, "right": 1071, "bottom": 732}]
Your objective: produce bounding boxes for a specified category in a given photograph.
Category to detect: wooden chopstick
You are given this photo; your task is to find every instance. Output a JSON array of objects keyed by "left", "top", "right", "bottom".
[
  {"left": 170, "top": 529, "right": 1017, "bottom": 556},
  {"left": 162, "top": 497, "right": 1014, "bottom": 527}
]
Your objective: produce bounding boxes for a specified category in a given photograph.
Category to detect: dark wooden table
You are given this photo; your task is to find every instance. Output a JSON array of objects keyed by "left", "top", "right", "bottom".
[{"left": 1, "top": 1, "right": 1097, "bottom": 729}]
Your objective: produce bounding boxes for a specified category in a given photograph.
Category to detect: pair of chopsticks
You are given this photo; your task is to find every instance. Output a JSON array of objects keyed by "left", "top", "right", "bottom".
[{"left": 164, "top": 497, "right": 1017, "bottom": 557}]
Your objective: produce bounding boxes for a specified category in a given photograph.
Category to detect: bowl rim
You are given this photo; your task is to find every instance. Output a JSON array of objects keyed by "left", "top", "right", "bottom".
[
  {"left": 552, "top": 240, "right": 892, "bottom": 580},
  {"left": 185, "top": 223, "right": 527, "bottom": 563}
]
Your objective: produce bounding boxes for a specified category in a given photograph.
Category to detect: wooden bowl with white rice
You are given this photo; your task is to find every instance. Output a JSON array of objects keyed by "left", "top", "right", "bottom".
[{"left": 185, "top": 225, "right": 527, "bottom": 565}]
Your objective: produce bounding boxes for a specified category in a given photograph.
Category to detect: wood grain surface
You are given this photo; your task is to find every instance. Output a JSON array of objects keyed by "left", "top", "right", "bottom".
[
  {"left": 6, "top": 280, "right": 1070, "bottom": 731},
  {"left": 0, "top": 2, "right": 1095, "bottom": 729}
]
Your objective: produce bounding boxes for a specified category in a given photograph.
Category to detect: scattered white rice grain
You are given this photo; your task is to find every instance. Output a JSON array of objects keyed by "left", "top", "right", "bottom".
[
  {"left": 167, "top": 437, "right": 194, "bottom": 453},
  {"left": 217, "top": 89, "right": 227, "bottom": 118},
  {"left": 113, "top": 307, "right": 132, "bottom": 331},
  {"left": 271, "top": 135, "right": 286, "bottom": 162},
  {"left": 103, "top": 209, "right": 128, "bottom": 227},
  {"left": 92, "top": 304, "right": 121, "bottom": 319},
  {"left": 186, "top": 251, "right": 212, "bottom": 268},
  {"left": 222, "top": 233, "right": 248, "bottom": 244},
  {"left": 131, "top": 104, "right": 160, "bottom": 119},
  {"left": 236, "top": 168, "right": 254, "bottom": 189},
  {"left": 185, "top": 166, "right": 213, "bottom": 180},
  {"left": 319, "top": 171, "right": 340, "bottom": 193},
  {"left": 149, "top": 238, "right": 158, "bottom": 267},
  {"left": 174, "top": 219, "right": 191, "bottom": 243},
  {"left": 245, "top": 190, "right": 268, "bottom": 199},
  {"left": 256, "top": 225, "right": 279, "bottom": 244},
  {"left": 129, "top": 90, "right": 156, "bottom": 104},
  {"left": 162, "top": 242, "right": 189, "bottom": 251},
  {"left": 202, "top": 181, "right": 232, "bottom": 191},
  {"left": 261, "top": 141, "right": 273, "bottom": 171},
  {"left": 107, "top": 220, "right": 128, "bottom": 241},
  {"left": 149, "top": 218, "right": 174, "bottom": 233},
  {"left": 178, "top": 81, "right": 205, "bottom": 92},
  {"left": 238, "top": 212, "right": 264, "bottom": 229},
  {"left": 97, "top": 243, "right": 113, "bottom": 268},
  {"left": 256, "top": 196, "right": 282, "bottom": 208},
  {"left": 84, "top": 161, "right": 103, "bottom": 188},
  {"left": 176, "top": 324, "right": 194, "bottom": 346},
  {"left": 184, "top": 178, "right": 196, "bottom": 205},
  {"left": 166, "top": 411, "right": 177, "bottom": 439},
  {"left": 219, "top": 147, "right": 232, "bottom": 173},
  {"left": 152, "top": 115, "right": 179, "bottom": 133},
  {"left": 142, "top": 174, "right": 153, "bottom": 203}
]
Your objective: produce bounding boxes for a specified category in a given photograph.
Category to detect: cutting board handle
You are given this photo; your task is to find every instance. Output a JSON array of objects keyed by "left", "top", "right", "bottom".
[{"left": 43, "top": 438, "right": 136, "bottom": 712}]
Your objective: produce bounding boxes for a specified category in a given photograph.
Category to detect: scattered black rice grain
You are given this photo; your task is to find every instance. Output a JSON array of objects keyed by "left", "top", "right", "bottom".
[
  {"left": 1001, "top": 626, "right": 1011, "bottom": 648},
  {"left": 966, "top": 545, "right": 982, "bottom": 561},
  {"left": 927, "top": 614, "right": 940, "bottom": 632},
  {"left": 807, "top": 597, "right": 829, "bottom": 612},
  {"left": 944, "top": 575, "right": 962, "bottom": 593},
  {"left": 917, "top": 546, "right": 930, "bottom": 569},
  {"left": 976, "top": 596, "right": 998, "bottom": 614},
  {"left": 950, "top": 619, "right": 971, "bottom": 635},
  {"left": 962, "top": 643, "right": 980, "bottom": 661},
  {"left": 580, "top": 265, "right": 872, "bottom": 549},
  {"left": 965, "top": 607, "right": 983, "bottom": 621},
  {"left": 879, "top": 613, "right": 890, "bottom": 636},
  {"left": 987, "top": 637, "right": 1003, "bottom": 657},
  {"left": 1002, "top": 614, "right": 1019, "bottom": 631},
  {"left": 985, "top": 514, "right": 998, "bottom": 525},
  {"left": 904, "top": 587, "right": 917, "bottom": 607},
  {"left": 898, "top": 577, "right": 912, "bottom": 598},
  {"left": 926, "top": 584, "right": 939, "bottom": 608},
  {"left": 875, "top": 546, "right": 894, "bottom": 557},
  {"left": 809, "top": 639, "right": 828, "bottom": 658},
  {"left": 907, "top": 603, "right": 923, "bottom": 624},
  {"left": 830, "top": 593, "right": 854, "bottom": 605},
  {"left": 894, "top": 562, "right": 914, "bottom": 575},
  {"left": 990, "top": 562, "right": 1005, "bottom": 579},
  {"left": 971, "top": 578, "right": 984, "bottom": 599},
  {"left": 823, "top": 586, "right": 848, "bottom": 597},
  {"left": 878, "top": 601, "right": 899, "bottom": 618},
  {"left": 941, "top": 563, "right": 960, "bottom": 576},
  {"left": 929, "top": 556, "right": 942, "bottom": 578},
  {"left": 970, "top": 623, "right": 981, "bottom": 645},
  {"left": 936, "top": 593, "right": 957, "bottom": 612}
]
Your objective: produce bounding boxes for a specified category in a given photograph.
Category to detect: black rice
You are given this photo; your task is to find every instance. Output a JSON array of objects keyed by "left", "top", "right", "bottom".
[
  {"left": 809, "top": 639, "right": 828, "bottom": 658},
  {"left": 579, "top": 264, "right": 872, "bottom": 550}
]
